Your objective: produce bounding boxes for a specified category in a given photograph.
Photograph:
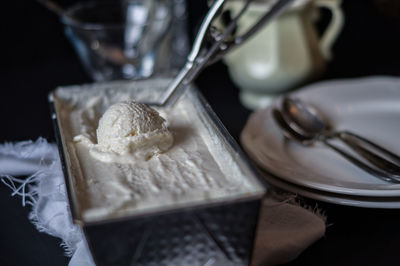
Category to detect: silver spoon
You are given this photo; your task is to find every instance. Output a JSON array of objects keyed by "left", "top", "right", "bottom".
[
  {"left": 280, "top": 96, "right": 400, "bottom": 175},
  {"left": 272, "top": 108, "right": 400, "bottom": 183}
]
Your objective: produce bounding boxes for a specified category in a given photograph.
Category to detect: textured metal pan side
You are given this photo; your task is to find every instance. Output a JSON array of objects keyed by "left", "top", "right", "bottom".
[{"left": 84, "top": 199, "right": 261, "bottom": 266}]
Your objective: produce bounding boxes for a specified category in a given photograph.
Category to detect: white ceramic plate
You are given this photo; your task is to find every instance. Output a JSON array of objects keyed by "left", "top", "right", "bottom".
[
  {"left": 260, "top": 170, "right": 400, "bottom": 209},
  {"left": 263, "top": 169, "right": 400, "bottom": 209},
  {"left": 241, "top": 76, "right": 400, "bottom": 197}
]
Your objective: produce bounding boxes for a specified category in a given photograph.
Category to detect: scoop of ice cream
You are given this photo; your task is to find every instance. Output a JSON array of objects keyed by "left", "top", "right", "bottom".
[{"left": 95, "top": 100, "right": 173, "bottom": 159}]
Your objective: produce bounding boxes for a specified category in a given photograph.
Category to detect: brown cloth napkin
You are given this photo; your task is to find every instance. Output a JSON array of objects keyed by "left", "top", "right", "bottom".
[
  {"left": 241, "top": 106, "right": 326, "bottom": 266},
  {"left": 252, "top": 193, "right": 326, "bottom": 266}
]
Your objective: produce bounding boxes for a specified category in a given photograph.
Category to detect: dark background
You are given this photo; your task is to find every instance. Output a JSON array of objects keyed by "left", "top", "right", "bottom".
[{"left": 1, "top": 0, "right": 400, "bottom": 265}]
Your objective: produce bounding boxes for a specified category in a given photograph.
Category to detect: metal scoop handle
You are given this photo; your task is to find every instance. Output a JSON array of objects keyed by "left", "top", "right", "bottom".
[{"left": 152, "top": 0, "right": 296, "bottom": 107}]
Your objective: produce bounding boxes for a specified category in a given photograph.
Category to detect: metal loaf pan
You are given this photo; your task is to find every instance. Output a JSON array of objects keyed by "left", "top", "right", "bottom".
[{"left": 49, "top": 78, "right": 266, "bottom": 266}]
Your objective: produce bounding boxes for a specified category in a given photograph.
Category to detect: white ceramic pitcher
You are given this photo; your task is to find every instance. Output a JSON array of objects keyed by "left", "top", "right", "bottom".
[{"left": 222, "top": 0, "right": 344, "bottom": 109}]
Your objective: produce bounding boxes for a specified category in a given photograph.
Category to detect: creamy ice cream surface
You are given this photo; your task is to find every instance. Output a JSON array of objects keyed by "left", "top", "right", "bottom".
[{"left": 53, "top": 81, "right": 261, "bottom": 222}]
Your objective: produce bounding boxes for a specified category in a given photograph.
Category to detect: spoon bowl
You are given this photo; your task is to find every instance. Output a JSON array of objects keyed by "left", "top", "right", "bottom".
[
  {"left": 272, "top": 108, "right": 315, "bottom": 145},
  {"left": 281, "top": 97, "right": 329, "bottom": 138}
]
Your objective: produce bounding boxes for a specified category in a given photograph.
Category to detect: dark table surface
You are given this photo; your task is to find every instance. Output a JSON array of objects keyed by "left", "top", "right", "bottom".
[{"left": 1, "top": 0, "right": 400, "bottom": 265}]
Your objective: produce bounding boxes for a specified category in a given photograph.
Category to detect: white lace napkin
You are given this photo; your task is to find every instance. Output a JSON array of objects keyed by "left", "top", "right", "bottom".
[
  {"left": 0, "top": 138, "right": 325, "bottom": 266},
  {"left": 0, "top": 138, "right": 93, "bottom": 266}
]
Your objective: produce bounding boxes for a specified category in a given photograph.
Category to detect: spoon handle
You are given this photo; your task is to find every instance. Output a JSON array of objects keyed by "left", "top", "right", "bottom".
[
  {"left": 321, "top": 138, "right": 400, "bottom": 183},
  {"left": 334, "top": 131, "right": 400, "bottom": 174}
]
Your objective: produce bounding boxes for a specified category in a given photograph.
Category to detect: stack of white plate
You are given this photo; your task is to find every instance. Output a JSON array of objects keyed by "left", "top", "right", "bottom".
[{"left": 241, "top": 77, "right": 400, "bottom": 208}]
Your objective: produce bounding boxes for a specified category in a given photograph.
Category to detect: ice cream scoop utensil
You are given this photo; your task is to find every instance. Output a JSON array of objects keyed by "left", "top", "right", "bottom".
[{"left": 150, "top": 0, "right": 296, "bottom": 107}]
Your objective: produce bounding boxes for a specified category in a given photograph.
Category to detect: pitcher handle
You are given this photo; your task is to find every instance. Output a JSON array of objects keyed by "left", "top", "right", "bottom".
[{"left": 314, "top": 0, "right": 344, "bottom": 60}]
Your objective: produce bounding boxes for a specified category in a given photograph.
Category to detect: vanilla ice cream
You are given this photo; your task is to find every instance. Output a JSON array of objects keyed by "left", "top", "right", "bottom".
[
  {"left": 74, "top": 100, "right": 173, "bottom": 163},
  {"left": 52, "top": 80, "right": 262, "bottom": 222}
]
